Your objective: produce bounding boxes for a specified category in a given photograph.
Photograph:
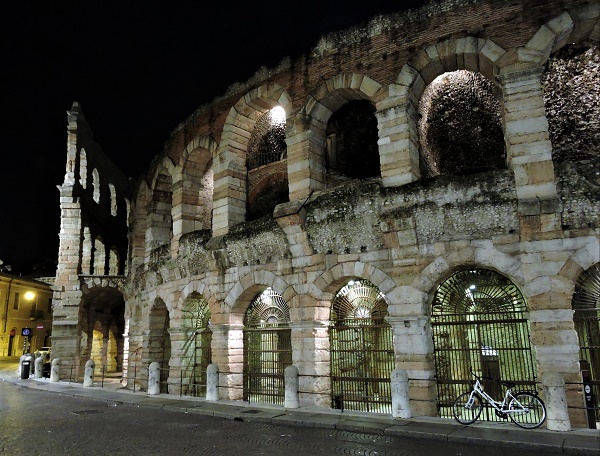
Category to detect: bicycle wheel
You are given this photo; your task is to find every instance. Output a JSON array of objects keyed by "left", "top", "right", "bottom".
[
  {"left": 508, "top": 392, "right": 546, "bottom": 429},
  {"left": 453, "top": 391, "right": 483, "bottom": 425}
]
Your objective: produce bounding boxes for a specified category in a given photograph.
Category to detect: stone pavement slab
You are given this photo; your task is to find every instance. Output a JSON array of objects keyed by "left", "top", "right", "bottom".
[{"left": 2, "top": 365, "right": 598, "bottom": 456}]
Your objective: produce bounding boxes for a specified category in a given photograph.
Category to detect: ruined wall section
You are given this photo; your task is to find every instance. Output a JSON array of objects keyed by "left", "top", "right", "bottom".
[
  {"left": 144, "top": 0, "right": 592, "bottom": 184},
  {"left": 54, "top": 102, "right": 132, "bottom": 379},
  {"left": 556, "top": 157, "right": 600, "bottom": 229}
]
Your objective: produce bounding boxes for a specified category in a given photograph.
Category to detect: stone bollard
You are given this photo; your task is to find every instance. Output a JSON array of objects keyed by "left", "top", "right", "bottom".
[
  {"left": 18, "top": 355, "right": 25, "bottom": 376},
  {"left": 50, "top": 358, "right": 60, "bottom": 383},
  {"left": 284, "top": 365, "right": 299, "bottom": 409},
  {"left": 148, "top": 362, "right": 160, "bottom": 395},
  {"left": 391, "top": 368, "right": 411, "bottom": 419},
  {"left": 34, "top": 357, "right": 43, "bottom": 379},
  {"left": 542, "top": 372, "right": 571, "bottom": 431},
  {"left": 206, "top": 363, "right": 219, "bottom": 401},
  {"left": 83, "top": 359, "right": 95, "bottom": 387}
]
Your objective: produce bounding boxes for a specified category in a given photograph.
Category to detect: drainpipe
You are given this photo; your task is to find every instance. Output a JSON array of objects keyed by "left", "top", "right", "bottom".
[{"left": 3, "top": 278, "right": 13, "bottom": 333}]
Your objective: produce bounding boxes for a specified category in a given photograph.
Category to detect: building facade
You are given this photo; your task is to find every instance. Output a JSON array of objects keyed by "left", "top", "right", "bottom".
[
  {"left": 51, "top": 0, "right": 599, "bottom": 428},
  {"left": 0, "top": 273, "right": 53, "bottom": 356}
]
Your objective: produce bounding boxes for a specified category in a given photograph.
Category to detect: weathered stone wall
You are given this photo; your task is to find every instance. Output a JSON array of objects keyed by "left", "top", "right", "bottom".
[{"left": 53, "top": 0, "right": 600, "bottom": 428}]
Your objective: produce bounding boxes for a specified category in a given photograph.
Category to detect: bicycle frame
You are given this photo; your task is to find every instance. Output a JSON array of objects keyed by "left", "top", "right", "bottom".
[{"left": 467, "top": 378, "right": 528, "bottom": 414}]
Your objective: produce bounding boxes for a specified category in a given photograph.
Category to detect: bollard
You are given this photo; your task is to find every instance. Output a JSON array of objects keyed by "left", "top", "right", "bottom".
[
  {"left": 18, "top": 355, "right": 25, "bottom": 376},
  {"left": 206, "top": 363, "right": 219, "bottom": 401},
  {"left": 542, "top": 372, "right": 571, "bottom": 431},
  {"left": 391, "top": 368, "right": 411, "bottom": 419},
  {"left": 284, "top": 365, "right": 299, "bottom": 409},
  {"left": 20, "top": 356, "right": 32, "bottom": 380},
  {"left": 83, "top": 359, "right": 95, "bottom": 387},
  {"left": 34, "top": 357, "right": 43, "bottom": 379},
  {"left": 148, "top": 362, "right": 160, "bottom": 395},
  {"left": 50, "top": 358, "right": 60, "bottom": 383}
]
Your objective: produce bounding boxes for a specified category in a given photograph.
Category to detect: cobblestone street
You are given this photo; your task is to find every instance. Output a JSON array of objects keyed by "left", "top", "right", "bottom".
[{"left": 0, "top": 380, "right": 572, "bottom": 456}]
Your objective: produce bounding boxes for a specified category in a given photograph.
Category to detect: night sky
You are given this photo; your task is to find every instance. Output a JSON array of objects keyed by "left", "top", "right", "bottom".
[{"left": 0, "top": 0, "right": 427, "bottom": 274}]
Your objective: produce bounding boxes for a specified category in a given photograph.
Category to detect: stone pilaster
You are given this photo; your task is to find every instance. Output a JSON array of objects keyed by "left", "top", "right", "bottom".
[
  {"left": 209, "top": 323, "right": 244, "bottom": 400},
  {"left": 387, "top": 316, "right": 437, "bottom": 417},
  {"left": 286, "top": 113, "right": 326, "bottom": 201},
  {"left": 375, "top": 82, "right": 421, "bottom": 187},
  {"left": 289, "top": 320, "right": 331, "bottom": 408}
]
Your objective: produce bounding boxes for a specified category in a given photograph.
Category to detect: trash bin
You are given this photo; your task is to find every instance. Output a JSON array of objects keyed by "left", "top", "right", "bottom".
[{"left": 21, "top": 359, "right": 31, "bottom": 379}]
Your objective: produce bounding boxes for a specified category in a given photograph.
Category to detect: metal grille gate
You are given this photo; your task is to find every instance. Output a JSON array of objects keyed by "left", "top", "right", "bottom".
[
  {"left": 431, "top": 269, "right": 537, "bottom": 421},
  {"left": 573, "top": 263, "right": 600, "bottom": 422},
  {"left": 180, "top": 294, "right": 211, "bottom": 397},
  {"left": 575, "top": 309, "right": 600, "bottom": 421},
  {"left": 243, "top": 326, "right": 291, "bottom": 405},
  {"left": 243, "top": 288, "right": 292, "bottom": 405},
  {"left": 330, "top": 279, "right": 394, "bottom": 413},
  {"left": 330, "top": 320, "right": 394, "bottom": 413}
]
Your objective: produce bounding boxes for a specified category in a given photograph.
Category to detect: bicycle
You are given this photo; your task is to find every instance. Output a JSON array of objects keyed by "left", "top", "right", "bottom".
[{"left": 452, "top": 369, "right": 547, "bottom": 429}]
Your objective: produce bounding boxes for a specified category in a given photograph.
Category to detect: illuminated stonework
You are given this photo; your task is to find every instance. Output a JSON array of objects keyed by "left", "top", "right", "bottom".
[{"left": 52, "top": 0, "right": 600, "bottom": 429}]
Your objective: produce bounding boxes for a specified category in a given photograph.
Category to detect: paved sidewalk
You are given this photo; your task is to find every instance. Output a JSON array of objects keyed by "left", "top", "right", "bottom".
[{"left": 1, "top": 367, "right": 598, "bottom": 455}]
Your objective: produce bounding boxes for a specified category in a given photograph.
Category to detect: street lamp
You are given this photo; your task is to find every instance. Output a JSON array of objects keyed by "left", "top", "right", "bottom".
[{"left": 23, "top": 291, "right": 36, "bottom": 354}]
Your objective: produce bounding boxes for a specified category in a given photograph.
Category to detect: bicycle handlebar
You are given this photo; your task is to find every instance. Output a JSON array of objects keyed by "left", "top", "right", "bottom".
[{"left": 469, "top": 367, "right": 516, "bottom": 388}]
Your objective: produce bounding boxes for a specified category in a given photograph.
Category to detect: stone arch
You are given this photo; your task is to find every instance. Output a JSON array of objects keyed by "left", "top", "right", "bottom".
[
  {"left": 224, "top": 271, "right": 293, "bottom": 326},
  {"left": 559, "top": 238, "right": 600, "bottom": 293},
  {"left": 386, "top": 37, "right": 506, "bottom": 185},
  {"left": 212, "top": 83, "right": 292, "bottom": 235},
  {"left": 173, "top": 136, "right": 217, "bottom": 239},
  {"left": 541, "top": 8, "right": 600, "bottom": 164},
  {"left": 146, "top": 157, "right": 176, "bottom": 255},
  {"left": 313, "top": 260, "right": 397, "bottom": 301},
  {"left": 411, "top": 244, "right": 524, "bottom": 314},
  {"left": 146, "top": 297, "right": 171, "bottom": 393},
  {"left": 130, "top": 179, "right": 150, "bottom": 270},
  {"left": 291, "top": 73, "right": 384, "bottom": 199}
]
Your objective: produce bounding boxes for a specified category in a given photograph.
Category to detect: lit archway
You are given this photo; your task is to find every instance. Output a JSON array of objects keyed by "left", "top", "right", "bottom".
[
  {"left": 431, "top": 268, "right": 536, "bottom": 421},
  {"left": 180, "top": 292, "right": 212, "bottom": 397},
  {"left": 243, "top": 288, "right": 291, "bottom": 405},
  {"left": 329, "top": 279, "right": 394, "bottom": 413}
]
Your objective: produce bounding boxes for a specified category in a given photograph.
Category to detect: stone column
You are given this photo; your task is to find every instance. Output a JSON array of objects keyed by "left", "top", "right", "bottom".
[
  {"left": 286, "top": 113, "right": 326, "bottom": 201},
  {"left": 375, "top": 83, "right": 421, "bottom": 188},
  {"left": 289, "top": 320, "right": 331, "bottom": 408},
  {"left": 387, "top": 316, "right": 437, "bottom": 417},
  {"left": 209, "top": 323, "right": 244, "bottom": 400},
  {"left": 499, "top": 68, "right": 561, "bottom": 242},
  {"left": 166, "top": 327, "right": 195, "bottom": 396}
]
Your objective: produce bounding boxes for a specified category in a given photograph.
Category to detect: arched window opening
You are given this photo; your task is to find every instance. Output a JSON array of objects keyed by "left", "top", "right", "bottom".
[
  {"left": 247, "top": 106, "right": 287, "bottom": 170},
  {"left": 92, "top": 237, "right": 106, "bottom": 275},
  {"left": 330, "top": 279, "right": 394, "bottom": 413},
  {"left": 79, "top": 148, "right": 88, "bottom": 189},
  {"left": 109, "top": 183, "right": 117, "bottom": 216},
  {"left": 243, "top": 287, "right": 291, "bottom": 405},
  {"left": 108, "top": 247, "right": 119, "bottom": 275},
  {"left": 182, "top": 149, "right": 213, "bottom": 234},
  {"left": 418, "top": 71, "right": 505, "bottom": 178},
  {"left": 542, "top": 43, "right": 600, "bottom": 163},
  {"left": 325, "top": 100, "right": 379, "bottom": 185},
  {"left": 180, "top": 293, "right": 212, "bottom": 397},
  {"left": 431, "top": 268, "right": 536, "bottom": 421},
  {"left": 572, "top": 263, "right": 600, "bottom": 423},
  {"left": 92, "top": 168, "right": 100, "bottom": 203},
  {"left": 247, "top": 175, "right": 289, "bottom": 221},
  {"left": 81, "top": 226, "right": 93, "bottom": 274}
]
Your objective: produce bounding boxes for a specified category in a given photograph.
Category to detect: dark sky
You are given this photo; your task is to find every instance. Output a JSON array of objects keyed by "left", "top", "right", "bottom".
[{"left": 0, "top": 0, "right": 427, "bottom": 273}]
